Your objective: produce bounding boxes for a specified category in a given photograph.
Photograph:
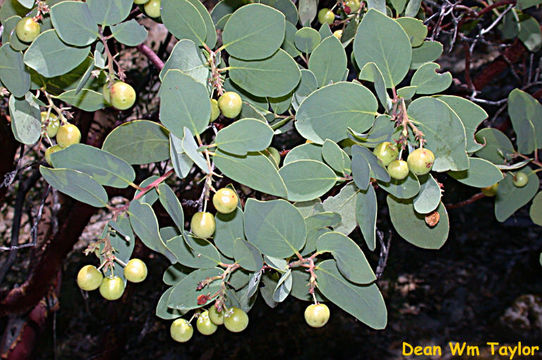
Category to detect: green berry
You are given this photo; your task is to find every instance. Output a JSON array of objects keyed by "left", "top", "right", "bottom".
[
  {"left": 212, "top": 188, "right": 239, "bottom": 214},
  {"left": 190, "top": 212, "right": 216, "bottom": 238},
  {"left": 387, "top": 160, "right": 409, "bottom": 180},
  {"left": 210, "top": 99, "right": 220, "bottom": 122},
  {"left": 76, "top": 265, "right": 103, "bottom": 291},
  {"left": 45, "top": 145, "right": 62, "bottom": 166},
  {"left": 407, "top": 148, "right": 435, "bottom": 176},
  {"left": 224, "top": 307, "right": 249, "bottom": 333},
  {"left": 109, "top": 81, "right": 136, "bottom": 110},
  {"left": 317, "top": 8, "right": 335, "bottom": 25},
  {"left": 482, "top": 183, "right": 499, "bottom": 197},
  {"left": 99, "top": 276, "right": 125, "bottom": 301},
  {"left": 124, "top": 258, "right": 147, "bottom": 283},
  {"left": 16, "top": 17, "right": 40, "bottom": 43},
  {"left": 218, "top": 92, "right": 242, "bottom": 119},
  {"left": 513, "top": 172, "right": 529, "bottom": 188},
  {"left": 144, "top": 0, "right": 161, "bottom": 18},
  {"left": 373, "top": 142, "right": 399, "bottom": 167},
  {"left": 304, "top": 303, "right": 330, "bottom": 328},
  {"left": 196, "top": 310, "right": 218, "bottom": 335},
  {"left": 56, "top": 124, "right": 81, "bottom": 148},
  {"left": 170, "top": 318, "right": 193, "bottom": 342},
  {"left": 209, "top": 306, "right": 224, "bottom": 325}
]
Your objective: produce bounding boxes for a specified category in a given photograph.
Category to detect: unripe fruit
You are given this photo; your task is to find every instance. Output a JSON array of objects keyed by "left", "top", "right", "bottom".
[
  {"left": 196, "top": 311, "right": 218, "bottom": 335},
  {"left": 210, "top": 99, "right": 220, "bottom": 122},
  {"left": 265, "top": 147, "right": 281, "bottom": 167},
  {"left": 56, "top": 124, "right": 81, "bottom": 148},
  {"left": 387, "top": 160, "right": 409, "bottom": 180},
  {"left": 76, "top": 265, "right": 103, "bottom": 291},
  {"left": 482, "top": 183, "right": 499, "bottom": 197},
  {"left": 407, "top": 148, "right": 435, "bottom": 176},
  {"left": 333, "top": 30, "right": 343, "bottom": 40},
  {"left": 134, "top": 0, "right": 149, "bottom": 4},
  {"left": 99, "top": 276, "right": 125, "bottom": 301},
  {"left": 170, "top": 318, "right": 193, "bottom": 343},
  {"left": 373, "top": 142, "right": 399, "bottom": 167},
  {"left": 109, "top": 81, "right": 136, "bottom": 110},
  {"left": 218, "top": 92, "right": 242, "bottom": 118},
  {"left": 190, "top": 212, "right": 216, "bottom": 238},
  {"left": 41, "top": 112, "right": 59, "bottom": 138},
  {"left": 345, "top": 0, "right": 361, "bottom": 12},
  {"left": 124, "top": 258, "right": 148, "bottom": 283},
  {"left": 103, "top": 83, "right": 111, "bottom": 104},
  {"left": 144, "top": 0, "right": 161, "bottom": 18},
  {"left": 16, "top": 17, "right": 40, "bottom": 43},
  {"left": 224, "top": 307, "right": 249, "bottom": 333},
  {"left": 304, "top": 303, "right": 330, "bottom": 328},
  {"left": 212, "top": 188, "right": 238, "bottom": 214},
  {"left": 317, "top": 8, "right": 335, "bottom": 25},
  {"left": 45, "top": 145, "right": 62, "bottom": 166},
  {"left": 513, "top": 172, "right": 529, "bottom": 188},
  {"left": 209, "top": 306, "right": 224, "bottom": 325}
]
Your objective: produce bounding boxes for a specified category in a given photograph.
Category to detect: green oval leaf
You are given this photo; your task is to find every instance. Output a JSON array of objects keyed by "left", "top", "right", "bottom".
[
  {"left": 413, "top": 174, "right": 441, "bottom": 214},
  {"left": 295, "top": 82, "right": 378, "bottom": 143},
  {"left": 508, "top": 88, "right": 542, "bottom": 155},
  {"left": 229, "top": 49, "right": 301, "bottom": 98},
  {"left": 102, "top": 120, "right": 170, "bottom": 165},
  {"left": 322, "top": 182, "right": 358, "bottom": 235},
  {"left": 387, "top": 196, "right": 449, "bottom": 249},
  {"left": 55, "top": 89, "right": 106, "bottom": 112},
  {"left": 166, "top": 234, "right": 222, "bottom": 268},
  {"left": 50, "top": 1, "right": 98, "bottom": 46},
  {"left": 213, "top": 149, "right": 288, "bottom": 197},
  {"left": 87, "top": 0, "right": 132, "bottom": 25},
  {"left": 316, "top": 260, "right": 387, "bottom": 329},
  {"left": 474, "top": 128, "right": 515, "bottom": 165},
  {"left": 244, "top": 198, "right": 306, "bottom": 258},
  {"left": 530, "top": 192, "right": 542, "bottom": 226},
  {"left": 234, "top": 238, "right": 263, "bottom": 272},
  {"left": 317, "top": 232, "right": 376, "bottom": 284},
  {"left": 110, "top": 19, "right": 148, "bottom": 47},
  {"left": 50, "top": 143, "right": 135, "bottom": 188},
  {"left": 129, "top": 200, "right": 176, "bottom": 262},
  {"left": 39, "top": 166, "right": 108, "bottom": 208},
  {"left": 378, "top": 172, "right": 420, "bottom": 199},
  {"left": 354, "top": 9, "right": 411, "bottom": 87},
  {"left": 159, "top": 39, "right": 210, "bottom": 86},
  {"left": 308, "top": 35, "right": 347, "bottom": 87},
  {"left": 495, "top": 168, "right": 539, "bottom": 222},
  {"left": 0, "top": 44, "right": 30, "bottom": 97},
  {"left": 356, "top": 185, "right": 378, "bottom": 251},
  {"left": 449, "top": 157, "right": 504, "bottom": 188},
  {"left": 294, "top": 27, "right": 320, "bottom": 54},
  {"left": 283, "top": 143, "right": 322, "bottom": 164},
  {"left": 407, "top": 97, "right": 469, "bottom": 172},
  {"left": 8, "top": 94, "right": 40, "bottom": 145},
  {"left": 159, "top": 70, "right": 211, "bottom": 138},
  {"left": 214, "top": 207, "right": 244, "bottom": 258},
  {"left": 222, "top": 3, "right": 286, "bottom": 60},
  {"left": 215, "top": 118, "right": 274, "bottom": 155},
  {"left": 158, "top": 183, "right": 185, "bottom": 231},
  {"left": 162, "top": 0, "right": 207, "bottom": 45},
  {"left": 24, "top": 29, "right": 89, "bottom": 77},
  {"left": 410, "top": 62, "right": 452, "bottom": 95},
  {"left": 279, "top": 159, "right": 337, "bottom": 201},
  {"left": 437, "top": 95, "right": 487, "bottom": 153},
  {"left": 169, "top": 268, "right": 222, "bottom": 310}
]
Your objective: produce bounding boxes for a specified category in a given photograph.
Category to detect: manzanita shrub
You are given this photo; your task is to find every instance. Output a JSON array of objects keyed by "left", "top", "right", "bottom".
[{"left": 1, "top": 0, "right": 542, "bottom": 341}]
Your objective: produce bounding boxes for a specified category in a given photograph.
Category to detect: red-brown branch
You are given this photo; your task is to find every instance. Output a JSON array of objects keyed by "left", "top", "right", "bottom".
[
  {"left": 137, "top": 44, "right": 164, "bottom": 70},
  {"left": 445, "top": 192, "right": 486, "bottom": 209}
]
